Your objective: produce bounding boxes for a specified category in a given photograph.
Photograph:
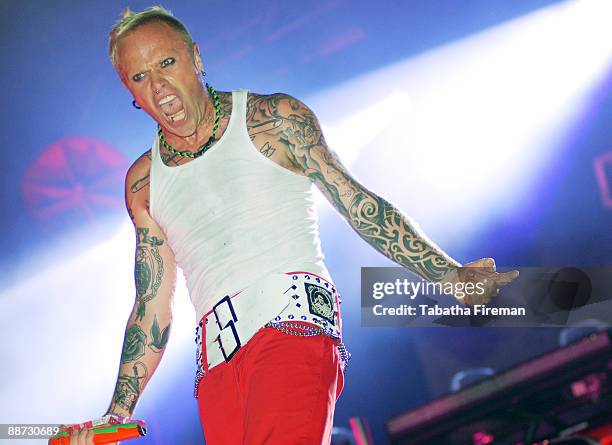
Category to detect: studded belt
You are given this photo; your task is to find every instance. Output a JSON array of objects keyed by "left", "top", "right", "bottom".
[{"left": 193, "top": 271, "right": 351, "bottom": 398}]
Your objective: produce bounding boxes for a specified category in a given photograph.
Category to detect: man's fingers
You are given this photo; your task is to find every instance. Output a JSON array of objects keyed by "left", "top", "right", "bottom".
[
  {"left": 85, "top": 428, "right": 96, "bottom": 445},
  {"left": 78, "top": 427, "right": 89, "bottom": 445},
  {"left": 495, "top": 270, "right": 520, "bottom": 285},
  {"left": 455, "top": 263, "right": 519, "bottom": 306},
  {"left": 466, "top": 257, "right": 495, "bottom": 269}
]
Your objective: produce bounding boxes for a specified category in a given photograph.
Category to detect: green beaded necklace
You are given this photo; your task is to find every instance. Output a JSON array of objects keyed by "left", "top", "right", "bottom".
[{"left": 158, "top": 83, "right": 221, "bottom": 159}]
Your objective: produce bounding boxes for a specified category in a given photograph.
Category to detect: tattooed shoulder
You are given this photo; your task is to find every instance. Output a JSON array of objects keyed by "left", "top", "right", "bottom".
[
  {"left": 128, "top": 150, "right": 151, "bottom": 195},
  {"left": 216, "top": 90, "right": 233, "bottom": 118},
  {"left": 244, "top": 92, "right": 325, "bottom": 176},
  {"left": 245, "top": 92, "right": 302, "bottom": 123},
  {"left": 125, "top": 150, "right": 153, "bottom": 224}
]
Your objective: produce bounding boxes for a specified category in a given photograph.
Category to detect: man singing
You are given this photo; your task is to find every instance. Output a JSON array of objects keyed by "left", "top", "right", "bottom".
[{"left": 61, "top": 6, "right": 518, "bottom": 445}]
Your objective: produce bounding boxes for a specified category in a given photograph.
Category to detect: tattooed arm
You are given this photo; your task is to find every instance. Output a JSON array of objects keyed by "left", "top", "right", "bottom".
[
  {"left": 105, "top": 151, "right": 177, "bottom": 417},
  {"left": 247, "top": 93, "right": 460, "bottom": 282}
]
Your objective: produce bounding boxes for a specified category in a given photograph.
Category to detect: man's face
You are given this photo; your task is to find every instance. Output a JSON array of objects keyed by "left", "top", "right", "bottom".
[{"left": 115, "top": 21, "right": 205, "bottom": 137}]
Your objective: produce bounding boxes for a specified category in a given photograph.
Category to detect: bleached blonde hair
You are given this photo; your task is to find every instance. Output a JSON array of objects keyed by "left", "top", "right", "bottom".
[{"left": 108, "top": 5, "right": 194, "bottom": 67}]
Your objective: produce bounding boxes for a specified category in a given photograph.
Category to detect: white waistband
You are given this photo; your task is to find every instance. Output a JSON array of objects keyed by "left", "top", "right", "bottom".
[{"left": 193, "top": 272, "right": 343, "bottom": 397}]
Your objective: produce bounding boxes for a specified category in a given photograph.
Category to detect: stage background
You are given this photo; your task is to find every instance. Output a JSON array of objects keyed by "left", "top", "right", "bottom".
[{"left": 1, "top": 1, "right": 611, "bottom": 444}]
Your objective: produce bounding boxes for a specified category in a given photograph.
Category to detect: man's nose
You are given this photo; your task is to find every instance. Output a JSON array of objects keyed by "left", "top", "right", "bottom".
[{"left": 150, "top": 71, "right": 167, "bottom": 95}]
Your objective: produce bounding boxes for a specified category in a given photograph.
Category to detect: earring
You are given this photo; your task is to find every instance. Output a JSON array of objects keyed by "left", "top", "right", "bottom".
[
  {"left": 132, "top": 100, "right": 142, "bottom": 110},
  {"left": 201, "top": 69, "right": 206, "bottom": 78}
]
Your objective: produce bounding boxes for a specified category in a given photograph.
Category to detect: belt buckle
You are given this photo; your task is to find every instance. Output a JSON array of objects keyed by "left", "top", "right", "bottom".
[{"left": 212, "top": 295, "right": 241, "bottom": 362}]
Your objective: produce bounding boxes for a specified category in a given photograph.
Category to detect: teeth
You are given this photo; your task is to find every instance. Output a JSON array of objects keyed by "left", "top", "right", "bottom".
[
  {"left": 158, "top": 95, "right": 176, "bottom": 106},
  {"left": 168, "top": 109, "right": 185, "bottom": 122}
]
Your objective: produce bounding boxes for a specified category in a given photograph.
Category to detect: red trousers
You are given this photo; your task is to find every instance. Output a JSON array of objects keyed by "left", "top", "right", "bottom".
[{"left": 196, "top": 322, "right": 345, "bottom": 444}]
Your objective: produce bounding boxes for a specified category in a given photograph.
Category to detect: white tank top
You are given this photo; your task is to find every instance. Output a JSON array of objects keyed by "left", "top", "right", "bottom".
[{"left": 149, "top": 89, "right": 332, "bottom": 321}]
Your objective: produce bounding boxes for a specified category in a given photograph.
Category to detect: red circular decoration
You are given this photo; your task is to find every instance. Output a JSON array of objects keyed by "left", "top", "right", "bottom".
[{"left": 22, "top": 136, "right": 130, "bottom": 223}]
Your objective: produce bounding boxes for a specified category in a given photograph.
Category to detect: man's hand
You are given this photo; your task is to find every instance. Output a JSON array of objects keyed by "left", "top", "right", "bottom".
[
  {"left": 52, "top": 423, "right": 119, "bottom": 445},
  {"left": 440, "top": 258, "right": 519, "bottom": 305}
]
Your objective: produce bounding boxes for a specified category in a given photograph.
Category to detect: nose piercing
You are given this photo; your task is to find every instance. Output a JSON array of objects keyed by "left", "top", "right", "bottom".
[{"left": 155, "top": 88, "right": 160, "bottom": 94}]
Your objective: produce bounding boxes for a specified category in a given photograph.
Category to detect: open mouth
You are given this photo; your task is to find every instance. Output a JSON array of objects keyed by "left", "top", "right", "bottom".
[
  {"left": 167, "top": 108, "right": 186, "bottom": 122},
  {"left": 158, "top": 94, "right": 186, "bottom": 123}
]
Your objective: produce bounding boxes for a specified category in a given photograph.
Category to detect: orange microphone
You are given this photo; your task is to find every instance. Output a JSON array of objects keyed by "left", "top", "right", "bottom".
[{"left": 49, "top": 416, "right": 147, "bottom": 445}]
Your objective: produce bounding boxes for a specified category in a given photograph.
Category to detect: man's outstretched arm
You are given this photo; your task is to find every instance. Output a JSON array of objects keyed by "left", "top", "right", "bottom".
[
  {"left": 248, "top": 93, "right": 459, "bottom": 282},
  {"left": 247, "top": 93, "right": 519, "bottom": 304}
]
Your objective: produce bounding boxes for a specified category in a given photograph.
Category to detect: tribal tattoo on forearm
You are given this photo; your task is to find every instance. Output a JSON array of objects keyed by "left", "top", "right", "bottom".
[
  {"left": 246, "top": 94, "right": 459, "bottom": 282},
  {"left": 135, "top": 227, "right": 164, "bottom": 320}
]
